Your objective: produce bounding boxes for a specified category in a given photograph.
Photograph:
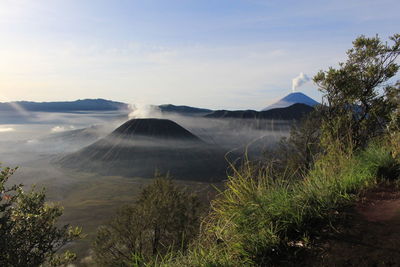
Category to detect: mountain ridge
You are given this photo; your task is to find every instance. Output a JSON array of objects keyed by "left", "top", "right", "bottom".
[
  {"left": 0, "top": 99, "right": 129, "bottom": 112},
  {"left": 158, "top": 104, "right": 212, "bottom": 116},
  {"left": 205, "top": 103, "right": 314, "bottom": 120}
]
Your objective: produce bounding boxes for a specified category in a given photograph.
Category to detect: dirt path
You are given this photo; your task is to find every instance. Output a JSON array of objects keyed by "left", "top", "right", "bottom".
[{"left": 311, "top": 183, "right": 400, "bottom": 266}]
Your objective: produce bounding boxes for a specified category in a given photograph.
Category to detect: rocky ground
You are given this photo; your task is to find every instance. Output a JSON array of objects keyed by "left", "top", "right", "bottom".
[{"left": 310, "top": 182, "right": 400, "bottom": 266}]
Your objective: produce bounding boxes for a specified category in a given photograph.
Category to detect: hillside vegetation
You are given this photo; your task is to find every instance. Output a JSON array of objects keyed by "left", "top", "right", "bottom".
[
  {"left": 162, "top": 33, "right": 400, "bottom": 267},
  {"left": 169, "top": 140, "right": 398, "bottom": 266}
]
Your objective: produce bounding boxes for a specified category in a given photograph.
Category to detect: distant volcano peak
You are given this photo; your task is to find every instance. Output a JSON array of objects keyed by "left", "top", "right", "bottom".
[
  {"left": 262, "top": 92, "right": 319, "bottom": 111},
  {"left": 111, "top": 118, "right": 201, "bottom": 141},
  {"left": 58, "top": 118, "right": 227, "bottom": 181}
]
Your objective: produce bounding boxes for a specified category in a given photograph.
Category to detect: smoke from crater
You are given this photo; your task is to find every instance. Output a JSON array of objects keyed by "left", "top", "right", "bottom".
[
  {"left": 128, "top": 103, "right": 162, "bottom": 119},
  {"left": 292, "top": 72, "right": 310, "bottom": 92}
]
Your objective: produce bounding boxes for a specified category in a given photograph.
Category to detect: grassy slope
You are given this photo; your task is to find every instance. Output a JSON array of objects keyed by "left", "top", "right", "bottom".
[{"left": 168, "top": 141, "right": 398, "bottom": 266}]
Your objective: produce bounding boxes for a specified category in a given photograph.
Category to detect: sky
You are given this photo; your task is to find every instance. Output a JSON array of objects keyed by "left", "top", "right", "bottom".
[{"left": 0, "top": 0, "right": 399, "bottom": 110}]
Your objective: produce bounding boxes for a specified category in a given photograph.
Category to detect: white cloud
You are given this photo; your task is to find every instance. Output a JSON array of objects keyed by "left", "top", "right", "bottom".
[
  {"left": 51, "top": 125, "right": 75, "bottom": 133},
  {"left": 0, "top": 127, "right": 15, "bottom": 132},
  {"left": 0, "top": 0, "right": 399, "bottom": 109},
  {"left": 0, "top": 39, "right": 336, "bottom": 108},
  {"left": 0, "top": 40, "right": 331, "bottom": 109}
]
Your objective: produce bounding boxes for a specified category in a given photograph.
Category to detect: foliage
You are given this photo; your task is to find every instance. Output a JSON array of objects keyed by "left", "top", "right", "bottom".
[
  {"left": 388, "top": 130, "right": 400, "bottom": 163},
  {"left": 386, "top": 81, "right": 400, "bottom": 161},
  {"left": 171, "top": 140, "right": 397, "bottom": 266},
  {"left": 265, "top": 108, "right": 324, "bottom": 180},
  {"left": 92, "top": 176, "right": 201, "bottom": 266},
  {"left": 314, "top": 34, "right": 400, "bottom": 148},
  {"left": 163, "top": 33, "right": 400, "bottom": 266},
  {"left": 0, "top": 166, "right": 82, "bottom": 267}
]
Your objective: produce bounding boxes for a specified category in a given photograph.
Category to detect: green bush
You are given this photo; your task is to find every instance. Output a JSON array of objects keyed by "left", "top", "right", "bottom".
[
  {"left": 92, "top": 176, "right": 201, "bottom": 266},
  {"left": 314, "top": 34, "right": 400, "bottom": 148},
  {"left": 0, "top": 166, "right": 82, "bottom": 267}
]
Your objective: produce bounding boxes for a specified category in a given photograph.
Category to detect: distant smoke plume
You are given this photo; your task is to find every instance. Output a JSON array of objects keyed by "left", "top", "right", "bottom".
[
  {"left": 128, "top": 103, "right": 162, "bottom": 119},
  {"left": 292, "top": 72, "right": 310, "bottom": 92}
]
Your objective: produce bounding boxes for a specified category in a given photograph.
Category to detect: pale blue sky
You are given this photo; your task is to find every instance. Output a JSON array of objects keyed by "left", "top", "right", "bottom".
[{"left": 0, "top": 0, "right": 399, "bottom": 109}]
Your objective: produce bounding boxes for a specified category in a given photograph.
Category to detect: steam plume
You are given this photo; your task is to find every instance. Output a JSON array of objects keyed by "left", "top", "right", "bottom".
[
  {"left": 292, "top": 72, "right": 310, "bottom": 92},
  {"left": 0, "top": 94, "right": 31, "bottom": 117},
  {"left": 128, "top": 103, "right": 162, "bottom": 119}
]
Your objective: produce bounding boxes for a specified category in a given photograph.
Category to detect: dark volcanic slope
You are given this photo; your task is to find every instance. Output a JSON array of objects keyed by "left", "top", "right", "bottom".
[
  {"left": 259, "top": 103, "right": 314, "bottom": 120},
  {"left": 58, "top": 119, "right": 228, "bottom": 181},
  {"left": 205, "top": 103, "right": 314, "bottom": 120},
  {"left": 111, "top": 118, "right": 201, "bottom": 141},
  {"left": 262, "top": 92, "right": 319, "bottom": 110}
]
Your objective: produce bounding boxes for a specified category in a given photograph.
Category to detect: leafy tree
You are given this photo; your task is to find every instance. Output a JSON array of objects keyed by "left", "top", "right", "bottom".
[
  {"left": 93, "top": 176, "right": 201, "bottom": 266},
  {"left": 386, "top": 81, "right": 400, "bottom": 160},
  {"left": 278, "top": 109, "right": 323, "bottom": 178},
  {"left": 260, "top": 108, "right": 324, "bottom": 182},
  {"left": 0, "top": 166, "right": 82, "bottom": 267},
  {"left": 387, "top": 81, "right": 400, "bottom": 128},
  {"left": 314, "top": 34, "right": 400, "bottom": 148}
]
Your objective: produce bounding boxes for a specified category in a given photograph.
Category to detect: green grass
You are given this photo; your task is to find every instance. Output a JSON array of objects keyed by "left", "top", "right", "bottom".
[{"left": 168, "top": 141, "right": 398, "bottom": 266}]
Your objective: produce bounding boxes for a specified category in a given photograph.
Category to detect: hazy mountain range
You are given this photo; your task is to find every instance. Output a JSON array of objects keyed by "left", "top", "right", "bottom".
[
  {"left": 0, "top": 98, "right": 129, "bottom": 112},
  {"left": 0, "top": 92, "right": 319, "bottom": 121},
  {"left": 1, "top": 92, "right": 318, "bottom": 181},
  {"left": 55, "top": 91, "right": 321, "bottom": 180},
  {"left": 158, "top": 104, "right": 213, "bottom": 116},
  {"left": 205, "top": 103, "right": 314, "bottom": 120}
]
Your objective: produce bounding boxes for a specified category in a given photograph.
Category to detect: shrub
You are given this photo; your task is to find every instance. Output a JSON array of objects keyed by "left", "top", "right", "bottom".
[
  {"left": 314, "top": 34, "right": 400, "bottom": 148},
  {"left": 93, "top": 176, "right": 201, "bottom": 266},
  {"left": 0, "top": 166, "right": 82, "bottom": 267},
  {"left": 264, "top": 108, "right": 323, "bottom": 180}
]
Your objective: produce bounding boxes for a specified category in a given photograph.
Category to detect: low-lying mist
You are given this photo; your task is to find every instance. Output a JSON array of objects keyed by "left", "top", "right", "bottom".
[
  {"left": 0, "top": 108, "right": 291, "bottom": 261},
  {"left": 0, "top": 109, "right": 291, "bottom": 181}
]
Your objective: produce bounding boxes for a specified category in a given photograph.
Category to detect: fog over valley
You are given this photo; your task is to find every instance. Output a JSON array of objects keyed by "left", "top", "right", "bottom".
[{"left": 0, "top": 101, "right": 295, "bottom": 259}]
